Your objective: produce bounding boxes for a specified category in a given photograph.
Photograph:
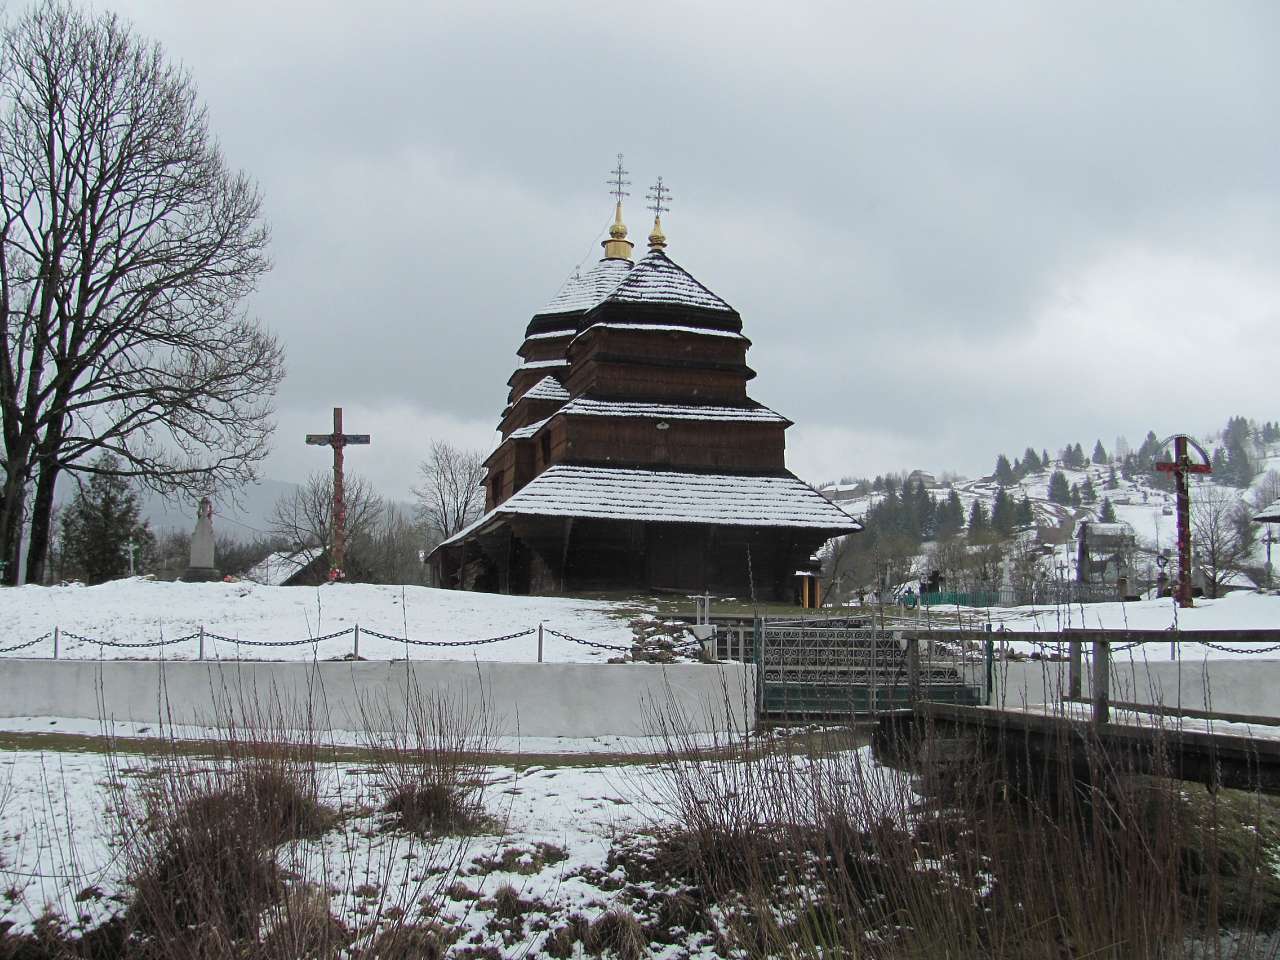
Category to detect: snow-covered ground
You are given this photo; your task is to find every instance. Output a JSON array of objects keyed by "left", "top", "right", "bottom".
[
  {"left": 0, "top": 727, "right": 884, "bottom": 954},
  {"left": 0, "top": 745, "right": 680, "bottom": 949},
  {"left": 0, "top": 579, "right": 648, "bottom": 662},
  {"left": 928, "top": 591, "right": 1280, "bottom": 661}
]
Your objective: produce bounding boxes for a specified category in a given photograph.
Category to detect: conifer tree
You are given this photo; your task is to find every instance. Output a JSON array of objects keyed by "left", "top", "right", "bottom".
[
  {"left": 1100, "top": 498, "right": 1118, "bottom": 523},
  {"left": 1091, "top": 440, "right": 1108, "bottom": 465},
  {"left": 1047, "top": 470, "right": 1071, "bottom": 505},
  {"left": 1070, "top": 484, "right": 1082, "bottom": 508},
  {"left": 967, "top": 500, "right": 989, "bottom": 541},
  {"left": 992, "top": 487, "right": 1016, "bottom": 536},
  {"left": 1080, "top": 475, "right": 1097, "bottom": 504},
  {"left": 938, "top": 490, "right": 965, "bottom": 540},
  {"left": 1015, "top": 496, "right": 1034, "bottom": 528},
  {"left": 1022, "top": 447, "right": 1042, "bottom": 472},
  {"left": 1042, "top": 449, "right": 1051, "bottom": 470},
  {"left": 1106, "top": 464, "right": 1118, "bottom": 489},
  {"left": 59, "top": 454, "right": 153, "bottom": 584},
  {"left": 994, "top": 454, "right": 1014, "bottom": 486}
]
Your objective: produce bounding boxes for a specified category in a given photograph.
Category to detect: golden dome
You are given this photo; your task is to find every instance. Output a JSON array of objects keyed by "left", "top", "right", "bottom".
[
  {"left": 602, "top": 200, "right": 634, "bottom": 260},
  {"left": 647, "top": 214, "right": 666, "bottom": 250}
]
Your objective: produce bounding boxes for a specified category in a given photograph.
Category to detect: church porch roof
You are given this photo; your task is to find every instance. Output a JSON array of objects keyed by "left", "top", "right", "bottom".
[{"left": 438, "top": 465, "right": 861, "bottom": 548}]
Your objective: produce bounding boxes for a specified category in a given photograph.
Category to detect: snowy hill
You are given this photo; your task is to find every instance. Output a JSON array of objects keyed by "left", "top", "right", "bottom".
[{"left": 819, "top": 436, "right": 1280, "bottom": 586}]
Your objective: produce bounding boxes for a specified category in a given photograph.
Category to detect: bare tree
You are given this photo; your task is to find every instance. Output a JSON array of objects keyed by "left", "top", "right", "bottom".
[
  {"left": 1249, "top": 470, "right": 1280, "bottom": 513},
  {"left": 413, "top": 440, "right": 486, "bottom": 545},
  {"left": 1191, "top": 493, "right": 1257, "bottom": 598},
  {"left": 270, "top": 472, "right": 383, "bottom": 575},
  {"left": 0, "top": 3, "right": 282, "bottom": 584}
]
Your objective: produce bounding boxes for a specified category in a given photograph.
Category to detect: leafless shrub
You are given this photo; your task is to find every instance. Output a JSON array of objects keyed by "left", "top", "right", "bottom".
[
  {"left": 360, "top": 680, "right": 495, "bottom": 836},
  {"left": 582, "top": 907, "right": 647, "bottom": 960},
  {"left": 638, "top": 693, "right": 1280, "bottom": 959}
]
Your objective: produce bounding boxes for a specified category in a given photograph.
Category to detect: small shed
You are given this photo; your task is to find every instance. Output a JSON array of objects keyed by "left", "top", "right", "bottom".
[
  {"left": 1076, "top": 521, "right": 1136, "bottom": 586},
  {"left": 244, "top": 547, "right": 323, "bottom": 587}
]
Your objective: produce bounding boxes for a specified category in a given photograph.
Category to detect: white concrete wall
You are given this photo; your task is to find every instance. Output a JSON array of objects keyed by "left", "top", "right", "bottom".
[
  {"left": 993, "top": 655, "right": 1280, "bottom": 717},
  {"left": 0, "top": 660, "right": 757, "bottom": 738}
]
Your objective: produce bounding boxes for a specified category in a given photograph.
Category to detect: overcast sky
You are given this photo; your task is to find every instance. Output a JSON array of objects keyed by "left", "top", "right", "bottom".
[{"left": 90, "top": 1, "right": 1280, "bottom": 497}]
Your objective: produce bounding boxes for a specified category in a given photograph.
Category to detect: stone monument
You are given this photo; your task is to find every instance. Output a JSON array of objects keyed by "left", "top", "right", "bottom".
[{"left": 182, "top": 497, "right": 221, "bottom": 582}]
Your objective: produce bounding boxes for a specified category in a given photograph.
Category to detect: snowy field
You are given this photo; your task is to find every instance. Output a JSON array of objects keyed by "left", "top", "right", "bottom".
[
  {"left": 0, "top": 743, "right": 684, "bottom": 950},
  {"left": 0, "top": 579, "right": 649, "bottom": 663},
  {"left": 984, "top": 591, "right": 1280, "bottom": 661}
]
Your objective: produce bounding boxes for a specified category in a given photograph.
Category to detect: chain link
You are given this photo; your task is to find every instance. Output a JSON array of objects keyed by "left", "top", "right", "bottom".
[
  {"left": 60, "top": 630, "right": 202, "bottom": 649},
  {"left": 1194, "top": 640, "right": 1280, "bottom": 655},
  {"left": 1, "top": 625, "right": 637, "bottom": 656},
  {"left": 360, "top": 626, "right": 536, "bottom": 647},
  {"left": 0, "top": 632, "right": 51, "bottom": 654},
  {"left": 542, "top": 627, "right": 633, "bottom": 653},
  {"left": 203, "top": 627, "right": 354, "bottom": 647}
]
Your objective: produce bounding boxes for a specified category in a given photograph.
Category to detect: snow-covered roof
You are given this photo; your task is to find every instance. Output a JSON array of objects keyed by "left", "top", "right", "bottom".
[
  {"left": 509, "top": 416, "right": 551, "bottom": 440},
  {"left": 515, "top": 358, "right": 568, "bottom": 371},
  {"left": 518, "top": 376, "right": 571, "bottom": 403},
  {"left": 536, "top": 257, "right": 633, "bottom": 316},
  {"left": 559, "top": 397, "right": 788, "bottom": 424},
  {"left": 523, "top": 328, "right": 576, "bottom": 342},
  {"left": 244, "top": 548, "right": 320, "bottom": 587},
  {"left": 1255, "top": 497, "right": 1280, "bottom": 523},
  {"left": 1080, "top": 521, "right": 1134, "bottom": 536},
  {"left": 568, "top": 321, "right": 747, "bottom": 350},
  {"left": 440, "top": 466, "right": 861, "bottom": 546},
  {"left": 596, "top": 249, "right": 735, "bottom": 313}
]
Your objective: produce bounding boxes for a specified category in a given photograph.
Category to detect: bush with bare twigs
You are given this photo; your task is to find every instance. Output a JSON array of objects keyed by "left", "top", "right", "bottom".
[
  {"left": 361, "top": 682, "right": 495, "bottom": 836},
  {"left": 632, "top": 695, "right": 1280, "bottom": 960}
]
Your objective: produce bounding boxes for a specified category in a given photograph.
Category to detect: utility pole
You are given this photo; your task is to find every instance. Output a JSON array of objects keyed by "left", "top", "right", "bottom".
[{"left": 305, "top": 407, "right": 371, "bottom": 581}]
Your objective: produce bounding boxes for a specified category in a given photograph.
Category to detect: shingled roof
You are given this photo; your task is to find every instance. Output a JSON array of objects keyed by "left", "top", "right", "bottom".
[
  {"left": 1256, "top": 497, "right": 1280, "bottom": 523},
  {"left": 595, "top": 248, "right": 734, "bottom": 313},
  {"left": 559, "top": 397, "right": 789, "bottom": 424},
  {"left": 441, "top": 465, "right": 861, "bottom": 546},
  {"left": 536, "top": 257, "right": 633, "bottom": 317}
]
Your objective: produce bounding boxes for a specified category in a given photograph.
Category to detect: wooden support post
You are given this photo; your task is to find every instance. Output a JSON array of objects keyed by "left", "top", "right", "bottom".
[
  {"left": 52, "top": 626, "right": 59, "bottom": 660},
  {"left": 1091, "top": 638, "right": 1110, "bottom": 724},
  {"left": 1068, "top": 639, "right": 1082, "bottom": 700},
  {"left": 906, "top": 633, "right": 921, "bottom": 706},
  {"left": 537, "top": 622, "right": 544, "bottom": 663}
]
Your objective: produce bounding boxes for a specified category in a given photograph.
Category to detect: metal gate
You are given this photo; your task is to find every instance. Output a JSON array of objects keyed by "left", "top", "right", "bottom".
[{"left": 754, "top": 618, "right": 989, "bottom": 718}]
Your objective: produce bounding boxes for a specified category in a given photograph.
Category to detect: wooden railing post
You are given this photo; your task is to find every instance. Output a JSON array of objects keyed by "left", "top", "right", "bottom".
[
  {"left": 1068, "top": 639, "right": 1082, "bottom": 700},
  {"left": 906, "top": 633, "right": 921, "bottom": 706},
  {"left": 1091, "top": 637, "right": 1110, "bottom": 724}
]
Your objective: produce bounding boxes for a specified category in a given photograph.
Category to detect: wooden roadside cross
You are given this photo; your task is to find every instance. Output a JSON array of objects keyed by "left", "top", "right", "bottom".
[
  {"left": 1155, "top": 434, "right": 1212, "bottom": 608},
  {"left": 306, "top": 407, "right": 370, "bottom": 581}
]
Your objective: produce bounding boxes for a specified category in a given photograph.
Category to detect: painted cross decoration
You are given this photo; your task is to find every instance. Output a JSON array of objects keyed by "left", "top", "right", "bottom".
[
  {"left": 1154, "top": 433, "right": 1212, "bottom": 608},
  {"left": 305, "top": 407, "right": 371, "bottom": 581}
]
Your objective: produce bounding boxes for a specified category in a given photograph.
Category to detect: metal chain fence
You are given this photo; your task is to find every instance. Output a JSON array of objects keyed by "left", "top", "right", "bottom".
[{"left": 0, "top": 624, "right": 651, "bottom": 659}]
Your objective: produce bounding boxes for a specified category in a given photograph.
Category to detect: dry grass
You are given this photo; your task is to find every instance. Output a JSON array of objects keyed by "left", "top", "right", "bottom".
[
  {"left": 360, "top": 681, "right": 496, "bottom": 837},
  {"left": 634, "top": 691, "right": 1280, "bottom": 960}
]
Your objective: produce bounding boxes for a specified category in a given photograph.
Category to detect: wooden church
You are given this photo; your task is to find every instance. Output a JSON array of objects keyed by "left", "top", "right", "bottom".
[{"left": 429, "top": 166, "right": 860, "bottom": 600}]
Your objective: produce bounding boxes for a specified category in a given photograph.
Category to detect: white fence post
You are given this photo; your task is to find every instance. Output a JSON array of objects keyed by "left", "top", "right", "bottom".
[
  {"left": 198, "top": 625, "right": 205, "bottom": 661},
  {"left": 353, "top": 623, "right": 360, "bottom": 659},
  {"left": 52, "top": 626, "right": 59, "bottom": 660}
]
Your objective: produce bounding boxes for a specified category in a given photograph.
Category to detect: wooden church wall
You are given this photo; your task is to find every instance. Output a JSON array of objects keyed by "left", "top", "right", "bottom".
[
  {"left": 565, "top": 361, "right": 747, "bottom": 404},
  {"left": 561, "top": 418, "right": 785, "bottom": 471}
]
